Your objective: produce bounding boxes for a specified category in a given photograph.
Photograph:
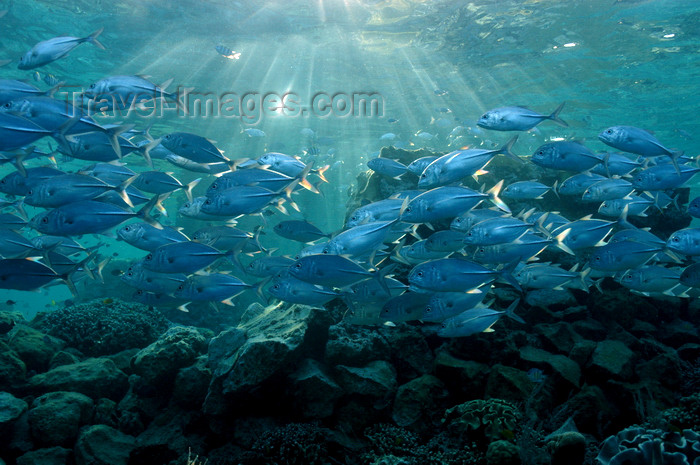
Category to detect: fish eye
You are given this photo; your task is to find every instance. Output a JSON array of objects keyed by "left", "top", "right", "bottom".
[
  {"left": 416, "top": 271, "right": 423, "bottom": 277},
  {"left": 145, "top": 253, "right": 153, "bottom": 260},
  {"left": 606, "top": 129, "right": 613, "bottom": 134},
  {"left": 41, "top": 217, "right": 48, "bottom": 223},
  {"left": 124, "top": 226, "right": 130, "bottom": 231},
  {"left": 177, "top": 284, "right": 184, "bottom": 290},
  {"left": 89, "top": 83, "right": 95, "bottom": 88},
  {"left": 672, "top": 236, "right": 680, "bottom": 242},
  {"left": 272, "top": 284, "right": 280, "bottom": 290},
  {"left": 126, "top": 271, "right": 133, "bottom": 277},
  {"left": 295, "top": 263, "right": 302, "bottom": 268},
  {"left": 136, "top": 290, "right": 143, "bottom": 295},
  {"left": 425, "top": 306, "right": 433, "bottom": 314},
  {"left": 538, "top": 151, "right": 544, "bottom": 155},
  {"left": 205, "top": 199, "right": 212, "bottom": 205},
  {"left": 594, "top": 256, "right": 601, "bottom": 261},
  {"left": 211, "top": 183, "right": 218, "bottom": 190}
]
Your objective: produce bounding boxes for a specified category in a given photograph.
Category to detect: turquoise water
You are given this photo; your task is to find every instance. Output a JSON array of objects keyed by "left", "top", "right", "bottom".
[{"left": 1, "top": 0, "right": 699, "bottom": 316}]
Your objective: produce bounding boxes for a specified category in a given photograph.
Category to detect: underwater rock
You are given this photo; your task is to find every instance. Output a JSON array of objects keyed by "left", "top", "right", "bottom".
[
  {"left": 568, "top": 340, "right": 597, "bottom": 367},
  {"left": 106, "top": 348, "right": 140, "bottom": 375},
  {"left": 171, "top": 356, "right": 211, "bottom": 409},
  {"left": 325, "top": 323, "right": 391, "bottom": 367},
  {"left": 205, "top": 303, "right": 328, "bottom": 412},
  {"left": 0, "top": 391, "right": 27, "bottom": 438},
  {"left": 28, "top": 358, "right": 128, "bottom": 401},
  {"left": 485, "top": 439, "right": 521, "bottom": 465},
  {"left": 535, "top": 322, "right": 582, "bottom": 354},
  {"left": 523, "top": 289, "right": 577, "bottom": 310},
  {"left": 548, "top": 431, "right": 586, "bottom": 465},
  {"left": 391, "top": 374, "right": 446, "bottom": 431},
  {"left": 434, "top": 348, "right": 490, "bottom": 398},
  {"left": 8, "top": 325, "right": 65, "bottom": 373},
  {"left": 570, "top": 318, "right": 607, "bottom": 342},
  {"left": 335, "top": 360, "right": 397, "bottom": 398},
  {"left": 565, "top": 385, "right": 619, "bottom": 436},
  {"left": 289, "top": 358, "right": 343, "bottom": 419},
  {"left": 0, "top": 310, "right": 24, "bottom": 335},
  {"left": 28, "top": 391, "right": 93, "bottom": 447},
  {"left": 74, "top": 424, "right": 135, "bottom": 465},
  {"left": 589, "top": 339, "right": 635, "bottom": 380},
  {"left": 519, "top": 346, "right": 581, "bottom": 388},
  {"left": 0, "top": 346, "right": 29, "bottom": 390},
  {"left": 48, "top": 351, "right": 81, "bottom": 370},
  {"left": 130, "top": 410, "right": 196, "bottom": 464},
  {"left": 93, "top": 398, "right": 118, "bottom": 429},
  {"left": 484, "top": 364, "right": 535, "bottom": 404},
  {"left": 131, "top": 326, "right": 207, "bottom": 389},
  {"left": 658, "top": 318, "right": 700, "bottom": 348},
  {"left": 380, "top": 325, "right": 434, "bottom": 378},
  {"left": 16, "top": 447, "right": 72, "bottom": 465}
]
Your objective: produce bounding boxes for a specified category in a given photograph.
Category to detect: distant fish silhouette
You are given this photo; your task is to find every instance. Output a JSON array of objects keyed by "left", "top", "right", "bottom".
[{"left": 215, "top": 45, "right": 241, "bottom": 60}]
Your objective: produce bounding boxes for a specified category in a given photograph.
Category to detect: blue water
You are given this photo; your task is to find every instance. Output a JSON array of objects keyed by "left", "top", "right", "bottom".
[{"left": 1, "top": 0, "right": 699, "bottom": 317}]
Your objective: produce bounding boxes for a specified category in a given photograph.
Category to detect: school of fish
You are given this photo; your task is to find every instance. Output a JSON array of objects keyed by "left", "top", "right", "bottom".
[{"left": 1, "top": 28, "right": 699, "bottom": 339}]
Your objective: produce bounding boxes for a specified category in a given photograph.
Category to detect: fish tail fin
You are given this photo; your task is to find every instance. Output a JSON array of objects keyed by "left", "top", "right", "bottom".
[
  {"left": 185, "top": 178, "right": 201, "bottom": 202},
  {"left": 487, "top": 180, "right": 511, "bottom": 213},
  {"left": 548, "top": 102, "right": 568, "bottom": 127},
  {"left": 500, "top": 135, "right": 522, "bottom": 163},
  {"left": 670, "top": 150, "right": 683, "bottom": 175},
  {"left": 316, "top": 164, "right": 330, "bottom": 183},
  {"left": 617, "top": 204, "right": 636, "bottom": 230},
  {"left": 499, "top": 260, "right": 522, "bottom": 292},
  {"left": 504, "top": 298, "right": 524, "bottom": 324},
  {"left": 553, "top": 228, "right": 575, "bottom": 255},
  {"left": 142, "top": 138, "right": 160, "bottom": 168},
  {"left": 298, "top": 163, "right": 320, "bottom": 194},
  {"left": 576, "top": 266, "right": 591, "bottom": 292},
  {"left": 107, "top": 124, "right": 133, "bottom": 155},
  {"left": 375, "top": 263, "right": 398, "bottom": 297},
  {"left": 603, "top": 152, "right": 612, "bottom": 178},
  {"left": 138, "top": 194, "right": 165, "bottom": 229},
  {"left": 93, "top": 256, "right": 111, "bottom": 284},
  {"left": 112, "top": 175, "right": 137, "bottom": 208},
  {"left": 86, "top": 27, "right": 106, "bottom": 50}
]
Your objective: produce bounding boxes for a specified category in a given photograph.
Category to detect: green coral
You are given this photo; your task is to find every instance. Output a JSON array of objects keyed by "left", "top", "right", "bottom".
[
  {"left": 443, "top": 399, "right": 522, "bottom": 443},
  {"left": 361, "top": 424, "right": 484, "bottom": 465},
  {"left": 251, "top": 423, "right": 329, "bottom": 465},
  {"left": 35, "top": 298, "right": 169, "bottom": 356},
  {"left": 663, "top": 392, "right": 700, "bottom": 431}
]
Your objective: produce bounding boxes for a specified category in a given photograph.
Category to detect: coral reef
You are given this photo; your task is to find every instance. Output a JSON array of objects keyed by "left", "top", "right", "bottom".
[
  {"left": 35, "top": 299, "right": 169, "bottom": 356},
  {"left": 443, "top": 398, "right": 522, "bottom": 444},
  {"left": 596, "top": 426, "right": 700, "bottom": 465}
]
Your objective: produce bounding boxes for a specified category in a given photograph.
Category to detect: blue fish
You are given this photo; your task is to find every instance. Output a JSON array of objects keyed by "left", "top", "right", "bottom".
[{"left": 18, "top": 28, "right": 105, "bottom": 69}]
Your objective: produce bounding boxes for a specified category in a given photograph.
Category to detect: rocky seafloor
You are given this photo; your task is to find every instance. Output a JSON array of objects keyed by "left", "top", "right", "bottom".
[{"left": 2, "top": 148, "right": 700, "bottom": 465}]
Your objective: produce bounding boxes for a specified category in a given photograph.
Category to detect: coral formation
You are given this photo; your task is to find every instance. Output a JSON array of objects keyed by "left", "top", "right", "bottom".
[
  {"left": 597, "top": 426, "right": 700, "bottom": 465},
  {"left": 35, "top": 298, "right": 169, "bottom": 356},
  {"left": 443, "top": 399, "right": 522, "bottom": 443}
]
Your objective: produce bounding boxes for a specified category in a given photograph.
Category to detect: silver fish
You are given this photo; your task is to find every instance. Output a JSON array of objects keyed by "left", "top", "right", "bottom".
[
  {"left": 437, "top": 299, "right": 522, "bottom": 337},
  {"left": 117, "top": 222, "right": 189, "bottom": 251},
  {"left": 18, "top": 28, "right": 105, "bottom": 70},
  {"left": 477, "top": 103, "right": 567, "bottom": 131}
]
